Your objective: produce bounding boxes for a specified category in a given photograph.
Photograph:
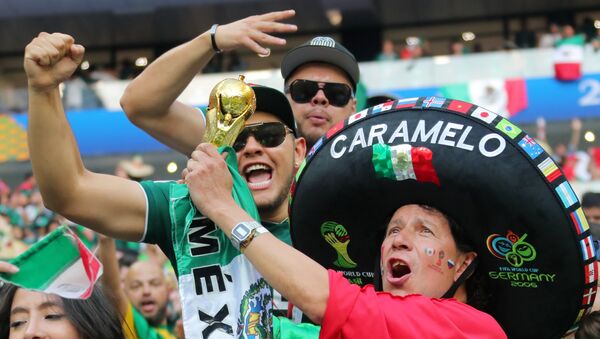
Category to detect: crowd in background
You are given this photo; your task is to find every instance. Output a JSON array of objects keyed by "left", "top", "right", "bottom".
[
  {"left": 376, "top": 21, "right": 600, "bottom": 61},
  {"left": 1, "top": 16, "right": 599, "bottom": 113},
  {"left": 1, "top": 10, "right": 600, "bottom": 339}
]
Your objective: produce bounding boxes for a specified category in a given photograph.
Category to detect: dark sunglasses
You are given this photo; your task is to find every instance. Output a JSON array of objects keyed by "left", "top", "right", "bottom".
[
  {"left": 285, "top": 79, "right": 354, "bottom": 107},
  {"left": 233, "top": 122, "right": 293, "bottom": 152}
]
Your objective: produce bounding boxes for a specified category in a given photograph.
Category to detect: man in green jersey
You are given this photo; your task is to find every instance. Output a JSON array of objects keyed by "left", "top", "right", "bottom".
[{"left": 24, "top": 11, "right": 305, "bottom": 337}]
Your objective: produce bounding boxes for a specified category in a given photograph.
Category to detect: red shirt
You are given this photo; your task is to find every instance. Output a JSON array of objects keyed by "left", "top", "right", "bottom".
[{"left": 320, "top": 270, "right": 506, "bottom": 339}]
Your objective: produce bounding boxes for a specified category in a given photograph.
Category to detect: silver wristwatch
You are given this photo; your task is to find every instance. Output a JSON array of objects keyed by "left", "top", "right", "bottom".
[{"left": 230, "top": 221, "right": 268, "bottom": 251}]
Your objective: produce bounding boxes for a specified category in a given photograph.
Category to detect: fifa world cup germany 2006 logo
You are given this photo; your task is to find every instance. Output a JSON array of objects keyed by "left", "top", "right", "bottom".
[
  {"left": 321, "top": 221, "right": 357, "bottom": 269},
  {"left": 487, "top": 230, "right": 537, "bottom": 267}
]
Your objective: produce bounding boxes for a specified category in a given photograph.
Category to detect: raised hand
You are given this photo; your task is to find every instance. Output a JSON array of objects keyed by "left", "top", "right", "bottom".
[
  {"left": 213, "top": 9, "right": 297, "bottom": 55},
  {"left": 24, "top": 32, "right": 85, "bottom": 92}
]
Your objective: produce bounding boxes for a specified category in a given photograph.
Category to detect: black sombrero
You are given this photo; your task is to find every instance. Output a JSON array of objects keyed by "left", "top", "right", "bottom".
[{"left": 289, "top": 97, "right": 598, "bottom": 339}]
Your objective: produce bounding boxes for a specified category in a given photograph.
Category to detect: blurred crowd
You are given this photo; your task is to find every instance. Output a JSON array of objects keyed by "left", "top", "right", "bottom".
[
  {"left": 376, "top": 21, "right": 600, "bottom": 62},
  {"left": 0, "top": 157, "right": 184, "bottom": 338},
  {"left": 1, "top": 10, "right": 600, "bottom": 338},
  {"left": 536, "top": 118, "right": 600, "bottom": 183}
]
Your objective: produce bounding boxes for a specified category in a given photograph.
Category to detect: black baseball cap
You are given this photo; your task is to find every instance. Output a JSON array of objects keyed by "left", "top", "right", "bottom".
[
  {"left": 281, "top": 36, "right": 360, "bottom": 90},
  {"left": 251, "top": 84, "right": 298, "bottom": 137}
]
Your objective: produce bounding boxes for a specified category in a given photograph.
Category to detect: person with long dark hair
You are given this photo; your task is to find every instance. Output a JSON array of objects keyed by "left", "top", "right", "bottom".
[{"left": 0, "top": 282, "right": 125, "bottom": 339}]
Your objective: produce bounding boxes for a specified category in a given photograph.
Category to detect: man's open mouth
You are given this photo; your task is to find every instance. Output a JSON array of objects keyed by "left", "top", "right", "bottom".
[
  {"left": 244, "top": 163, "right": 273, "bottom": 189},
  {"left": 140, "top": 300, "right": 156, "bottom": 313},
  {"left": 388, "top": 259, "right": 411, "bottom": 279}
]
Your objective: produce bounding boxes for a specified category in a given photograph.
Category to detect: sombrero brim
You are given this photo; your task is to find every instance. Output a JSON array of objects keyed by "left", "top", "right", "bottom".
[{"left": 289, "top": 97, "right": 598, "bottom": 339}]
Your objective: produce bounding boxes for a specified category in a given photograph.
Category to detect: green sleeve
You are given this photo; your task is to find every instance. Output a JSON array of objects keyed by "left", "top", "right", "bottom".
[
  {"left": 272, "top": 316, "right": 320, "bottom": 339},
  {"left": 139, "top": 181, "right": 176, "bottom": 269}
]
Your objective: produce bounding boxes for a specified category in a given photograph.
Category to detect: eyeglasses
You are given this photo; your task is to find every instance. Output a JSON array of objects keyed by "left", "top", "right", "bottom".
[
  {"left": 284, "top": 79, "right": 354, "bottom": 107},
  {"left": 233, "top": 122, "right": 293, "bottom": 152}
]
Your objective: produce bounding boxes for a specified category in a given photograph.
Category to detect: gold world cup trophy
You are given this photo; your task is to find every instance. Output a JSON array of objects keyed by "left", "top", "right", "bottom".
[{"left": 202, "top": 75, "right": 257, "bottom": 147}]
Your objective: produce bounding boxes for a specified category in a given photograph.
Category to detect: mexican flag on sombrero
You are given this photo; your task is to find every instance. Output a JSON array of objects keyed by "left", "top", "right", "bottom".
[
  {"left": 289, "top": 97, "right": 597, "bottom": 338},
  {"left": 0, "top": 226, "right": 102, "bottom": 299}
]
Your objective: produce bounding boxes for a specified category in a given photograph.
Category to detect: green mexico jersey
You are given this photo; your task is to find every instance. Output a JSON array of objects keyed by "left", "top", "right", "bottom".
[{"left": 140, "top": 179, "right": 291, "bottom": 339}]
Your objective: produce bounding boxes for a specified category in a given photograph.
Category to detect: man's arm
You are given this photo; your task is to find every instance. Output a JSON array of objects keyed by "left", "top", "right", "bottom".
[
  {"left": 120, "top": 10, "right": 297, "bottom": 156},
  {"left": 184, "top": 144, "right": 329, "bottom": 324},
  {"left": 97, "top": 236, "right": 129, "bottom": 316},
  {"left": 25, "top": 33, "right": 146, "bottom": 241}
]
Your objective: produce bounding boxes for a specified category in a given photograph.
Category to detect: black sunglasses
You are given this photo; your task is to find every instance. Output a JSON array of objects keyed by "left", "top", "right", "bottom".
[
  {"left": 233, "top": 122, "right": 293, "bottom": 152},
  {"left": 284, "top": 79, "right": 354, "bottom": 107}
]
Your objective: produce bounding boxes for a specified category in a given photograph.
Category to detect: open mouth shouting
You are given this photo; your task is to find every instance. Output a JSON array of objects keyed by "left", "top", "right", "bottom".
[
  {"left": 243, "top": 163, "right": 273, "bottom": 190},
  {"left": 140, "top": 299, "right": 157, "bottom": 314},
  {"left": 386, "top": 258, "right": 411, "bottom": 286}
]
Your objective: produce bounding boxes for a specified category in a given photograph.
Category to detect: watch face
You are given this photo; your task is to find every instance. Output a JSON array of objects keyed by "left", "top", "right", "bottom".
[{"left": 233, "top": 224, "right": 252, "bottom": 239}]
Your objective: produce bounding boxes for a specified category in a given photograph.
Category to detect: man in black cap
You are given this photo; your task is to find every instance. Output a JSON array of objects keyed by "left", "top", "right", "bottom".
[{"left": 280, "top": 36, "right": 359, "bottom": 149}]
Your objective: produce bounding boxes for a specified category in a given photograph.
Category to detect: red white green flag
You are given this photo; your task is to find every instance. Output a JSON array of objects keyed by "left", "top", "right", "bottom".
[
  {"left": 553, "top": 34, "right": 585, "bottom": 81},
  {"left": 0, "top": 226, "right": 102, "bottom": 299},
  {"left": 439, "top": 78, "right": 528, "bottom": 118},
  {"left": 372, "top": 143, "right": 440, "bottom": 185}
]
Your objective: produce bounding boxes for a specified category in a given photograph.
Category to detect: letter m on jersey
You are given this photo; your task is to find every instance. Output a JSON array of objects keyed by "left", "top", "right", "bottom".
[{"left": 188, "top": 216, "right": 220, "bottom": 256}]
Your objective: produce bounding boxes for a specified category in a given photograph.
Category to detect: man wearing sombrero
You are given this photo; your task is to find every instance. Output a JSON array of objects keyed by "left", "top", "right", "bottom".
[{"left": 186, "top": 97, "right": 598, "bottom": 338}]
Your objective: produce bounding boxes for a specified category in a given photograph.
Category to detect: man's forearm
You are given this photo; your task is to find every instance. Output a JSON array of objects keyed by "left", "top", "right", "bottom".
[
  {"left": 98, "top": 237, "right": 129, "bottom": 316},
  {"left": 209, "top": 204, "right": 330, "bottom": 324},
  {"left": 28, "top": 87, "right": 86, "bottom": 211}
]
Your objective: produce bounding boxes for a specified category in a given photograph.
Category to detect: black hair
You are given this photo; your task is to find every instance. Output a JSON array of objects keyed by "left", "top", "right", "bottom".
[
  {"left": 582, "top": 192, "right": 600, "bottom": 209},
  {"left": 576, "top": 311, "right": 600, "bottom": 339},
  {"left": 0, "top": 283, "right": 125, "bottom": 339}
]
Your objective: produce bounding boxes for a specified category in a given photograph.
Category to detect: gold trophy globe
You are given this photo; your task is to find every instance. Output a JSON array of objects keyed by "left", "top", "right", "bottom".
[{"left": 202, "top": 75, "right": 256, "bottom": 147}]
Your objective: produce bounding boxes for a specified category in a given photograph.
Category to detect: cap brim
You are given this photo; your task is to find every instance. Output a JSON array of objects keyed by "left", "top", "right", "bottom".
[
  {"left": 252, "top": 86, "right": 297, "bottom": 136},
  {"left": 290, "top": 97, "right": 597, "bottom": 338}
]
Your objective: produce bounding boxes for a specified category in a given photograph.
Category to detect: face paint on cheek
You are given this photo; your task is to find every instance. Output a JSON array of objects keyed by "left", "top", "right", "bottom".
[
  {"left": 447, "top": 259, "right": 456, "bottom": 269},
  {"left": 426, "top": 248, "right": 445, "bottom": 274},
  {"left": 436, "top": 250, "right": 445, "bottom": 266}
]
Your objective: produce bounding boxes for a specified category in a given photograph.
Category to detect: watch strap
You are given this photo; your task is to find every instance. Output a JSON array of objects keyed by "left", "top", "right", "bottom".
[
  {"left": 209, "top": 24, "right": 223, "bottom": 53},
  {"left": 240, "top": 226, "right": 268, "bottom": 251}
]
